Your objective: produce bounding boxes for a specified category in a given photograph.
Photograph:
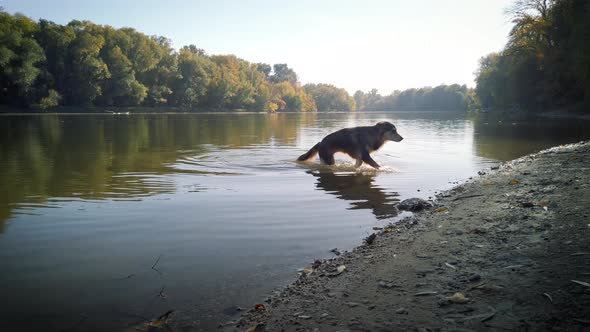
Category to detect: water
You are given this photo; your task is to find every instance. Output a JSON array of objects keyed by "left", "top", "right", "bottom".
[{"left": 0, "top": 111, "right": 589, "bottom": 331}]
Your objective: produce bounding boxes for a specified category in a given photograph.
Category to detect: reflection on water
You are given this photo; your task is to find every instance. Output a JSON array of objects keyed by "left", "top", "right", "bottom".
[
  {"left": 473, "top": 114, "right": 590, "bottom": 161},
  {"left": 307, "top": 170, "right": 400, "bottom": 219},
  {"left": 1, "top": 111, "right": 590, "bottom": 331},
  {"left": 0, "top": 113, "right": 316, "bottom": 227}
]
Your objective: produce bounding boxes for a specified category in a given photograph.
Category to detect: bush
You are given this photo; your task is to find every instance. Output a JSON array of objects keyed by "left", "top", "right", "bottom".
[{"left": 38, "top": 89, "right": 62, "bottom": 110}]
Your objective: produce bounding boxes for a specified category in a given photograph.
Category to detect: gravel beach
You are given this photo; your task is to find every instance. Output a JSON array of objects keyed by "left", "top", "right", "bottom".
[{"left": 232, "top": 141, "right": 590, "bottom": 332}]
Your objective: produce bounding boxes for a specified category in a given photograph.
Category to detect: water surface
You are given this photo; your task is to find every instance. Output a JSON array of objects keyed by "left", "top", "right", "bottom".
[{"left": 1, "top": 112, "right": 589, "bottom": 331}]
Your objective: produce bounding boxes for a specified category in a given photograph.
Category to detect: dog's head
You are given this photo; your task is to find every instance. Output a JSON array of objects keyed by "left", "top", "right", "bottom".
[{"left": 376, "top": 121, "right": 403, "bottom": 142}]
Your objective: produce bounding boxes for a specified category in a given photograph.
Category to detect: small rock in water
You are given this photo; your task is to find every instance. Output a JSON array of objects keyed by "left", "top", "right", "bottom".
[
  {"left": 365, "top": 233, "right": 377, "bottom": 245},
  {"left": 222, "top": 305, "right": 243, "bottom": 316},
  {"left": 468, "top": 273, "right": 481, "bottom": 282},
  {"left": 330, "top": 248, "right": 341, "bottom": 256},
  {"left": 398, "top": 198, "right": 433, "bottom": 212}
]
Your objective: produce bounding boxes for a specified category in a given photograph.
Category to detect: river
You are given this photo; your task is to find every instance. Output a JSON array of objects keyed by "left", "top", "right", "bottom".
[{"left": 0, "top": 111, "right": 589, "bottom": 331}]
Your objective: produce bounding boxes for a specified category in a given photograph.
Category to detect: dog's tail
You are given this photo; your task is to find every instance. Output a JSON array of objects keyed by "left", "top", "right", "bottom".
[{"left": 297, "top": 142, "right": 320, "bottom": 161}]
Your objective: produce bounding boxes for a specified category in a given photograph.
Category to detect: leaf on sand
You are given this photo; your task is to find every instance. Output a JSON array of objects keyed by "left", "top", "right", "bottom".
[
  {"left": 435, "top": 207, "right": 448, "bottom": 213},
  {"left": 254, "top": 303, "right": 266, "bottom": 311},
  {"left": 536, "top": 200, "right": 550, "bottom": 206},
  {"left": 448, "top": 292, "right": 469, "bottom": 303},
  {"left": 509, "top": 179, "right": 519, "bottom": 185},
  {"left": 482, "top": 182, "right": 495, "bottom": 186}
]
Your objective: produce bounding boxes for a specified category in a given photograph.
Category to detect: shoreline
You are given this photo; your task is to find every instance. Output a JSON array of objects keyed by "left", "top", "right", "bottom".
[{"left": 230, "top": 141, "right": 590, "bottom": 331}]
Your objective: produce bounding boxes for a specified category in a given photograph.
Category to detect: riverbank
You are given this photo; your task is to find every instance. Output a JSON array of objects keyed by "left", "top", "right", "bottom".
[
  {"left": 233, "top": 141, "right": 590, "bottom": 331},
  {"left": 0, "top": 106, "right": 250, "bottom": 114}
]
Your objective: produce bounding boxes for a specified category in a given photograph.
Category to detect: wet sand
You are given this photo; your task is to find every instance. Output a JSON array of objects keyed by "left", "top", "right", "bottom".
[{"left": 232, "top": 141, "right": 590, "bottom": 331}]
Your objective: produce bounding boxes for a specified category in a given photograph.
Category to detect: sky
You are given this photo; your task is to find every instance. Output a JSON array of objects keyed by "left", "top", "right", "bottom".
[{"left": 2, "top": 0, "right": 514, "bottom": 94}]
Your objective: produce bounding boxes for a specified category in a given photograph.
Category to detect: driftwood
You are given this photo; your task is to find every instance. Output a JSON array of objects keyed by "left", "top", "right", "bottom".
[
  {"left": 152, "top": 254, "right": 163, "bottom": 275},
  {"left": 452, "top": 194, "right": 485, "bottom": 201}
]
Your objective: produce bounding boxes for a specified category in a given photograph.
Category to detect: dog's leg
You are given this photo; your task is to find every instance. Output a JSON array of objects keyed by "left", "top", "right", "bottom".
[
  {"left": 355, "top": 158, "right": 363, "bottom": 167},
  {"left": 362, "top": 152, "right": 380, "bottom": 169},
  {"left": 319, "top": 147, "right": 335, "bottom": 165}
]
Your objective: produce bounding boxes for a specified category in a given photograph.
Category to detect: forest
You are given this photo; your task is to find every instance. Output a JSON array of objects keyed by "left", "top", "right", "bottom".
[
  {"left": 0, "top": 10, "right": 473, "bottom": 113},
  {"left": 474, "top": 0, "right": 590, "bottom": 112}
]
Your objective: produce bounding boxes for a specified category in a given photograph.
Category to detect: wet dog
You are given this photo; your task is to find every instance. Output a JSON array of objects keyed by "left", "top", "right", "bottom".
[{"left": 297, "top": 121, "right": 403, "bottom": 169}]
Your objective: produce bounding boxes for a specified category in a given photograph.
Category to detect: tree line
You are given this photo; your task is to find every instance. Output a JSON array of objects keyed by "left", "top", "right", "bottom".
[
  {"left": 1, "top": 10, "right": 476, "bottom": 112},
  {"left": 353, "top": 85, "right": 476, "bottom": 112},
  {"left": 474, "top": 0, "right": 590, "bottom": 112},
  {"left": 0, "top": 11, "right": 322, "bottom": 112}
]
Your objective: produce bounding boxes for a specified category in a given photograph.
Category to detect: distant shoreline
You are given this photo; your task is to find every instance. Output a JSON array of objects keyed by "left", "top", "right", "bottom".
[
  {"left": 3, "top": 107, "right": 589, "bottom": 120},
  {"left": 0, "top": 107, "right": 470, "bottom": 115}
]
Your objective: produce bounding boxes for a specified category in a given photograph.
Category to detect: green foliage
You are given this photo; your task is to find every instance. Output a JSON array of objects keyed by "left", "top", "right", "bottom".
[
  {"left": 304, "top": 83, "right": 355, "bottom": 112},
  {"left": 353, "top": 85, "right": 472, "bottom": 112},
  {"left": 0, "top": 12, "right": 46, "bottom": 106},
  {"left": 0, "top": 10, "right": 395, "bottom": 114},
  {"left": 475, "top": 0, "right": 590, "bottom": 111},
  {"left": 171, "top": 46, "right": 215, "bottom": 108},
  {"left": 271, "top": 81, "right": 316, "bottom": 112},
  {"left": 256, "top": 63, "right": 272, "bottom": 79},
  {"left": 38, "top": 89, "right": 61, "bottom": 109},
  {"left": 270, "top": 64, "right": 298, "bottom": 84}
]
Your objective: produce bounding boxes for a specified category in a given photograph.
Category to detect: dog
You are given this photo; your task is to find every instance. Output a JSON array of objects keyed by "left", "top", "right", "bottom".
[{"left": 297, "top": 121, "right": 403, "bottom": 169}]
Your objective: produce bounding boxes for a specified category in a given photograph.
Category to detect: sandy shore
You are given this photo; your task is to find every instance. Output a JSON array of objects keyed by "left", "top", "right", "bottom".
[{"left": 231, "top": 141, "right": 590, "bottom": 332}]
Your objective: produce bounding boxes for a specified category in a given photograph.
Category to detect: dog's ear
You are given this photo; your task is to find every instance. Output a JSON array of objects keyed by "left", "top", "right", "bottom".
[{"left": 376, "top": 121, "right": 395, "bottom": 133}]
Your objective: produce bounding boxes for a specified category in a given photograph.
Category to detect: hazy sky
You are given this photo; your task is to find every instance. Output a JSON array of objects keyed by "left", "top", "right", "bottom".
[{"left": 2, "top": 0, "right": 514, "bottom": 94}]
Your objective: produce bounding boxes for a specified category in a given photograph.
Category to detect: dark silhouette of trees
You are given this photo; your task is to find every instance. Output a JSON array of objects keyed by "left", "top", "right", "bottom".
[{"left": 475, "top": 0, "right": 590, "bottom": 112}]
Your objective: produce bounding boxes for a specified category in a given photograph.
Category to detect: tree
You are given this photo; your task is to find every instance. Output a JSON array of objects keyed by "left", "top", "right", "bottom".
[
  {"left": 255, "top": 63, "right": 271, "bottom": 79},
  {"left": 474, "top": 0, "right": 590, "bottom": 111},
  {"left": 35, "top": 20, "right": 75, "bottom": 100},
  {"left": 0, "top": 12, "right": 46, "bottom": 106},
  {"left": 304, "top": 83, "right": 355, "bottom": 112},
  {"left": 64, "top": 22, "right": 110, "bottom": 105},
  {"left": 270, "top": 63, "right": 297, "bottom": 84},
  {"left": 172, "top": 46, "right": 215, "bottom": 108}
]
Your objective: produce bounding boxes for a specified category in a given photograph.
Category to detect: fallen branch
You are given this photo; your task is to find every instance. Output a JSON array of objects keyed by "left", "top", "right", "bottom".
[
  {"left": 445, "top": 262, "right": 457, "bottom": 270},
  {"left": 459, "top": 306, "right": 496, "bottom": 323},
  {"left": 152, "top": 254, "right": 163, "bottom": 275},
  {"left": 542, "top": 293, "right": 553, "bottom": 303},
  {"left": 468, "top": 281, "right": 487, "bottom": 290},
  {"left": 414, "top": 291, "right": 438, "bottom": 296},
  {"left": 503, "top": 264, "right": 524, "bottom": 270},
  {"left": 452, "top": 194, "right": 485, "bottom": 201},
  {"left": 571, "top": 280, "right": 590, "bottom": 288}
]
